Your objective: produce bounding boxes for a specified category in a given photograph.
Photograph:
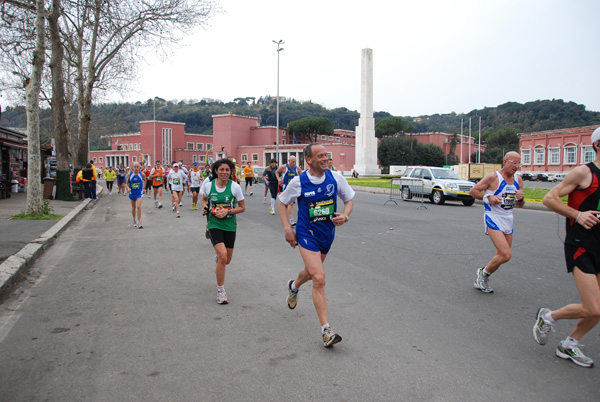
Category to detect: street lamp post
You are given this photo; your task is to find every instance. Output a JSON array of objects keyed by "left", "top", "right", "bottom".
[{"left": 273, "top": 39, "right": 284, "bottom": 163}]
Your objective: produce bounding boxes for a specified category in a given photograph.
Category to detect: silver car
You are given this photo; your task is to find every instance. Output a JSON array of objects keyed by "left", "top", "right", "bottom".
[{"left": 401, "top": 166, "right": 476, "bottom": 206}]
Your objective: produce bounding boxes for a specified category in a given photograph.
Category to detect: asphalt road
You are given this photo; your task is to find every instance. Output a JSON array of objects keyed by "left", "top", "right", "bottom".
[{"left": 0, "top": 185, "right": 598, "bottom": 401}]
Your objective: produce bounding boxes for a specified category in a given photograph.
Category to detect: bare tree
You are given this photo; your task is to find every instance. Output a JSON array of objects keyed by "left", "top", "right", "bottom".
[
  {"left": 60, "top": 0, "right": 219, "bottom": 169},
  {"left": 24, "top": 0, "right": 45, "bottom": 214}
]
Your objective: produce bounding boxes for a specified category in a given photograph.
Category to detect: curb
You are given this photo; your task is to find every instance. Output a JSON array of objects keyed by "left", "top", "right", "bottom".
[{"left": 0, "top": 186, "right": 101, "bottom": 301}]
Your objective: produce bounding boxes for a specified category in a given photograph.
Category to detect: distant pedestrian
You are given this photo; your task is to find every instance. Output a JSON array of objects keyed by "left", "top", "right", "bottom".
[
  {"left": 277, "top": 155, "right": 302, "bottom": 226},
  {"left": 104, "top": 166, "right": 116, "bottom": 195},
  {"left": 149, "top": 161, "right": 165, "bottom": 209},
  {"left": 116, "top": 164, "right": 127, "bottom": 195},
  {"left": 168, "top": 163, "right": 187, "bottom": 218},
  {"left": 76, "top": 163, "right": 97, "bottom": 200},
  {"left": 243, "top": 161, "right": 254, "bottom": 196},
  {"left": 264, "top": 159, "right": 279, "bottom": 215}
]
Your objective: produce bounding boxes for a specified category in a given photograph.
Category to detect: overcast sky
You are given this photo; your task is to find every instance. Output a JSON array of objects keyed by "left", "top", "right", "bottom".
[{"left": 118, "top": 0, "right": 600, "bottom": 117}]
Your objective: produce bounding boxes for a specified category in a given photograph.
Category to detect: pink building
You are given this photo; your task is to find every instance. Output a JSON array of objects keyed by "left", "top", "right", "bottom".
[
  {"left": 90, "top": 114, "right": 357, "bottom": 172},
  {"left": 518, "top": 125, "right": 600, "bottom": 173},
  {"left": 405, "top": 132, "right": 485, "bottom": 163}
]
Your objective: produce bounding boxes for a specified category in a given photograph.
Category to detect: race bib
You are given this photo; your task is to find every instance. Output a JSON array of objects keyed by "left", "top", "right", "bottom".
[
  {"left": 132, "top": 182, "right": 141, "bottom": 189},
  {"left": 501, "top": 193, "right": 516, "bottom": 210},
  {"left": 172, "top": 178, "right": 181, "bottom": 185},
  {"left": 155, "top": 176, "right": 162, "bottom": 182},
  {"left": 211, "top": 203, "right": 232, "bottom": 216},
  {"left": 192, "top": 177, "right": 200, "bottom": 185},
  {"left": 309, "top": 198, "right": 334, "bottom": 223}
]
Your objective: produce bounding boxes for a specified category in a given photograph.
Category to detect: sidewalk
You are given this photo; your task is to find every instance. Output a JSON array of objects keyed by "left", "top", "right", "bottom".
[{"left": 0, "top": 186, "right": 100, "bottom": 300}]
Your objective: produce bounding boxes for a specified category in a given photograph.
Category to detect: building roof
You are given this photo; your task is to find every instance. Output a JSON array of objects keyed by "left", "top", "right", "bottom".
[{"left": 519, "top": 125, "right": 600, "bottom": 138}]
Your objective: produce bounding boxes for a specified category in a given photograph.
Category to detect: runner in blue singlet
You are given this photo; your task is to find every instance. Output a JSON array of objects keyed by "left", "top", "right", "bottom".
[{"left": 126, "top": 162, "right": 147, "bottom": 228}]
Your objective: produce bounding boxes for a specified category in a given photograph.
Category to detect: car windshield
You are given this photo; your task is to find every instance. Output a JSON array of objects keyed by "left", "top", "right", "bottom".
[{"left": 431, "top": 168, "right": 462, "bottom": 180}]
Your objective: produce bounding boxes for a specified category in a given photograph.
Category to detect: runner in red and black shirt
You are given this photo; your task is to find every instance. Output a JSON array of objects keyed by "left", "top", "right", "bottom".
[{"left": 533, "top": 127, "right": 600, "bottom": 368}]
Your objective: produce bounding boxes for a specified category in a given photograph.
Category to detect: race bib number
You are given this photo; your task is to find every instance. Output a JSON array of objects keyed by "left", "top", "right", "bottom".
[
  {"left": 501, "top": 193, "right": 515, "bottom": 210},
  {"left": 155, "top": 176, "right": 162, "bottom": 182},
  {"left": 192, "top": 177, "right": 200, "bottom": 185},
  {"left": 309, "top": 198, "right": 334, "bottom": 223},
  {"left": 172, "top": 178, "right": 181, "bottom": 185},
  {"left": 131, "top": 182, "right": 141, "bottom": 189}
]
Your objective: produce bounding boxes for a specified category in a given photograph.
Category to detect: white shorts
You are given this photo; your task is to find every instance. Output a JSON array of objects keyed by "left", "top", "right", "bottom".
[{"left": 484, "top": 213, "right": 513, "bottom": 235}]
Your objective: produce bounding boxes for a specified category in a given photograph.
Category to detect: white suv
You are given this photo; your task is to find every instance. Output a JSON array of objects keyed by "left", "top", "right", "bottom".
[{"left": 401, "top": 166, "right": 476, "bottom": 206}]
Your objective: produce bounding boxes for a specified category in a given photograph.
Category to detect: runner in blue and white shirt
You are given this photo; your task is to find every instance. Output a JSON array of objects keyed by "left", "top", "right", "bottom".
[
  {"left": 126, "top": 162, "right": 147, "bottom": 228},
  {"left": 277, "top": 155, "right": 302, "bottom": 226},
  {"left": 278, "top": 144, "right": 354, "bottom": 348}
]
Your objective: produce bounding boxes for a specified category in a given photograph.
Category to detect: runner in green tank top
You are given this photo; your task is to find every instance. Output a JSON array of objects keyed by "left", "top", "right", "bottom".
[{"left": 201, "top": 159, "right": 246, "bottom": 304}]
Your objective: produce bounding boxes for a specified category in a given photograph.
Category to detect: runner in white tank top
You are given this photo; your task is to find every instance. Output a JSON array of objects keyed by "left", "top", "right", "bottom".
[{"left": 483, "top": 170, "right": 520, "bottom": 235}]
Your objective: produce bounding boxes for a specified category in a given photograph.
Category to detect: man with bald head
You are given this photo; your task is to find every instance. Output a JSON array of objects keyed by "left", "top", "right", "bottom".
[{"left": 469, "top": 151, "right": 525, "bottom": 293}]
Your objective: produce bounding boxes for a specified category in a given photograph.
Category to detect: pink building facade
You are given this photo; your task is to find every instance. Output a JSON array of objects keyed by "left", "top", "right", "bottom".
[
  {"left": 405, "top": 132, "right": 486, "bottom": 163},
  {"left": 89, "top": 114, "right": 357, "bottom": 172},
  {"left": 518, "top": 125, "right": 600, "bottom": 173}
]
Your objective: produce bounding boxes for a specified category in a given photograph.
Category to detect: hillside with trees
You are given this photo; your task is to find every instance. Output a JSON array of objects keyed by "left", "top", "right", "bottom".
[{"left": 1, "top": 97, "right": 599, "bottom": 160}]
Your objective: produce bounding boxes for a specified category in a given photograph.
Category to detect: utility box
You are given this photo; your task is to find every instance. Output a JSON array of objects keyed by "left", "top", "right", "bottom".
[
  {"left": 43, "top": 177, "right": 56, "bottom": 199},
  {"left": 458, "top": 163, "right": 501, "bottom": 182}
]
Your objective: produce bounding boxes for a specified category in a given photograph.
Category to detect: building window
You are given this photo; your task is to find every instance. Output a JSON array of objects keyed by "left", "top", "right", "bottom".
[
  {"left": 193, "top": 155, "right": 197, "bottom": 163},
  {"left": 521, "top": 149, "right": 531, "bottom": 165},
  {"left": 534, "top": 148, "right": 545, "bottom": 165},
  {"left": 99, "top": 157, "right": 103, "bottom": 163},
  {"left": 252, "top": 153, "right": 259, "bottom": 162},
  {"left": 328, "top": 136, "right": 334, "bottom": 141},
  {"left": 335, "top": 137, "right": 340, "bottom": 142},
  {"left": 321, "top": 135, "right": 327, "bottom": 140},
  {"left": 564, "top": 146, "right": 577, "bottom": 165},
  {"left": 206, "top": 143, "right": 212, "bottom": 151},
  {"left": 548, "top": 148, "right": 560, "bottom": 165},
  {"left": 197, "top": 143, "right": 204, "bottom": 151},
  {"left": 582, "top": 146, "right": 594, "bottom": 164},
  {"left": 199, "top": 155, "right": 206, "bottom": 163},
  {"left": 281, "top": 139, "right": 286, "bottom": 145},
  {"left": 92, "top": 157, "right": 97, "bottom": 163},
  {"left": 187, "top": 142, "right": 194, "bottom": 150},
  {"left": 327, "top": 152, "right": 332, "bottom": 159},
  {"left": 281, "top": 132, "right": 286, "bottom": 137},
  {"left": 241, "top": 154, "right": 248, "bottom": 162},
  {"left": 132, "top": 156, "right": 137, "bottom": 163}
]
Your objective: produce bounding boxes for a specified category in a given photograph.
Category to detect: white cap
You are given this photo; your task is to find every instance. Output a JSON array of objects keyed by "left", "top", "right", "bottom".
[
  {"left": 592, "top": 127, "right": 600, "bottom": 144},
  {"left": 173, "top": 162, "right": 179, "bottom": 167}
]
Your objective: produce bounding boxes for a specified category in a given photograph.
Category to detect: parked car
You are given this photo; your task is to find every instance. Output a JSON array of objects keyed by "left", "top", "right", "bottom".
[
  {"left": 520, "top": 172, "right": 533, "bottom": 181},
  {"left": 546, "top": 173, "right": 565, "bottom": 182},
  {"left": 536, "top": 173, "right": 550, "bottom": 182},
  {"left": 252, "top": 167, "right": 265, "bottom": 184},
  {"left": 400, "top": 166, "right": 476, "bottom": 205}
]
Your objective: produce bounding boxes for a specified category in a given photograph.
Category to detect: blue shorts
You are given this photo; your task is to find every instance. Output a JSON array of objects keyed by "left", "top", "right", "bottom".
[
  {"left": 129, "top": 192, "right": 143, "bottom": 201},
  {"left": 297, "top": 234, "right": 334, "bottom": 255}
]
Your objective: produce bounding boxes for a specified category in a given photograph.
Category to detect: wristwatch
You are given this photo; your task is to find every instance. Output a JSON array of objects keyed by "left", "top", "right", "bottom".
[
  {"left": 227, "top": 209, "right": 232, "bottom": 217},
  {"left": 344, "top": 214, "right": 349, "bottom": 223}
]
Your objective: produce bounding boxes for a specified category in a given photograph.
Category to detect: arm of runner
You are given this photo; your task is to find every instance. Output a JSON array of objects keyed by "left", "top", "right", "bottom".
[
  {"left": 278, "top": 201, "right": 297, "bottom": 248},
  {"left": 276, "top": 165, "right": 285, "bottom": 184},
  {"left": 543, "top": 166, "right": 600, "bottom": 229},
  {"left": 332, "top": 199, "right": 353, "bottom": 227},
  {"left": 515, "top": 176, "right": 525, "bottom": 207},
  {"left": 469, "top": 172, "right": 500, "bottom": 204}
]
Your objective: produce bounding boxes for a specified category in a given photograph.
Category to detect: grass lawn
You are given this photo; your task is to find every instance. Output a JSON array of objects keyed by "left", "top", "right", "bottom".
[
  {"left": 11, "top": 213, "right": 63, "bottom": 220},
  {"left": 347, "top": 177, "right": 566, "bottom": 203}
]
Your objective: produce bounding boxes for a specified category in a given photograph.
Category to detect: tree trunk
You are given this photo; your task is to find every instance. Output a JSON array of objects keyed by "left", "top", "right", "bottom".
[
  {"left": 49, "top": 0, "right": 72, "bottom": 200},
  {"left": 25, "top": 0, "right": 45, "bottom": 215}
]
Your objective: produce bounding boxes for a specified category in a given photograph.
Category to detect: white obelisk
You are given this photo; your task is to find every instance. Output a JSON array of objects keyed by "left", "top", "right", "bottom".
[{"left": 354, "top": 48, "right": 380, "bottom": 176}]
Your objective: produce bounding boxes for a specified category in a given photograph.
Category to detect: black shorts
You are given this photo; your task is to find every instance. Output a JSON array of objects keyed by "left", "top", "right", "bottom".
[
  {"left": 152, "top": 184, "right": 163, "bottom": 189},
  {"left": 564, "top": 244, "right": 600, "bottom": 275},
  {"left": 172, "top": 190, "right": 183, "bottom": 195},
  {"left": 117, "top": 177, "right": 125, "bottom": 185},
  {"left": 245, "top": 177, "right": 253, "bottom": 185},
  {"left": 269, "top": 184, "right": 278, "bottom": 199},
  {"left": 209, "top": 228, "right": 236, "bottom": 248},
  {"left": 145, "top": 180, "right": 152, "bottom": 190},
  {"left": 106, "top": 181, "right": 114, "bottom": 190},
  {"left": 190, "top": 187, "right": 200, "bottom": 194}
]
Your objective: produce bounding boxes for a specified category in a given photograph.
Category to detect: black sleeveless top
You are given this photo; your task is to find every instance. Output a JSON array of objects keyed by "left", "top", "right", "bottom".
[{"left": 565, "top": 162, "right": 600, "bottom": 250}]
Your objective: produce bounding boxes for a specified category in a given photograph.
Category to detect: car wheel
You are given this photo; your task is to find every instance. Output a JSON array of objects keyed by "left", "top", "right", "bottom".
[
  {"left": 462, "top": 198, "right": 475, "bottom": 206},
  {"left": 430, "top": 189, "right": 445, "bottom": 205},
  {"left": 401, "top": 186, "right": 411, "bottom": 201}
]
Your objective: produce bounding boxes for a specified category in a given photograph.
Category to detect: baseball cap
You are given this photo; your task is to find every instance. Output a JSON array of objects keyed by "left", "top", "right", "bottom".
[
  {"left": 193, "top": 162, "right": 198, "bottom": 166},
  {"left": 173, "top": 162, "right": 179, "bottom": 167},
  {"left": 592, "top": 127, "right": 600, "bottom": 144}
]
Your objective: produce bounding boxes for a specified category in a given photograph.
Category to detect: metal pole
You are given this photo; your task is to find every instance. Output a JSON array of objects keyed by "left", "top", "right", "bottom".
[
  {"left": 460, "top": 118, "right": 463, "bottom": 163},
  {"left": 273, "top": 40, "right": 284, "bottom": 163},
  {"left": 153, "top": 98, "right": 156, "bottom": 165},
  {"left": 478, "top": 116, "right": 481, "bottom": 163},
  {"left": 468, "top": 117, "right": 472, "bottom": 163}
]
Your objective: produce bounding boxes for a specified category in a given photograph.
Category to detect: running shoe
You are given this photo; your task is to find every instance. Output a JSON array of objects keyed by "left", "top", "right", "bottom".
[
  {"left": 287, "top": 279, "right": 298, "bottom": 309},
  {"left": 217, "top": 289, "right": 228, "bottom": 304},
  {"left": 205, "top": 228, "right": 210, "bottom": 239},
  {"left": 289, "top": 218, "right": 296, "bottom": 227},
  {"left": 133, "top": 221, "right": 138, "bottom": 228},
  {"left": 474, "top": 267, "right": 493, "bottom": 293},
  {"left": 250, "top": 192, "right": 253, "bottom": 196},
  {"left": 158, "top": 203, "right": 163, "bottom": 209},
  {"left": 269, "top": 208, "right": 275, "bottom": 215},
  {"left": 179, "top": 202, "right": 183, "bottom": 207},
  {"left": 154, "top": 200, "right": 158, "bottom": 208},
  {"left": 172, "top": 204, "right": 176, "bottom": 212},
  {"left": 533, "top": 307, "right": 554, "bottom": 345},
  {"left": 323, "top": 327, "right": 342, "bottom": 348},
  {"left": 177, "top": 212, "right": 181, "bottom": 218},
  {"left": 138, "top": 221, "right": 143, "bottom": 229},
  {"left": 148, "top": 194, "right": 151, "bottom": 198},
  {"left": 555, "top": 342, "right": 594, "bottom": 368}
]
